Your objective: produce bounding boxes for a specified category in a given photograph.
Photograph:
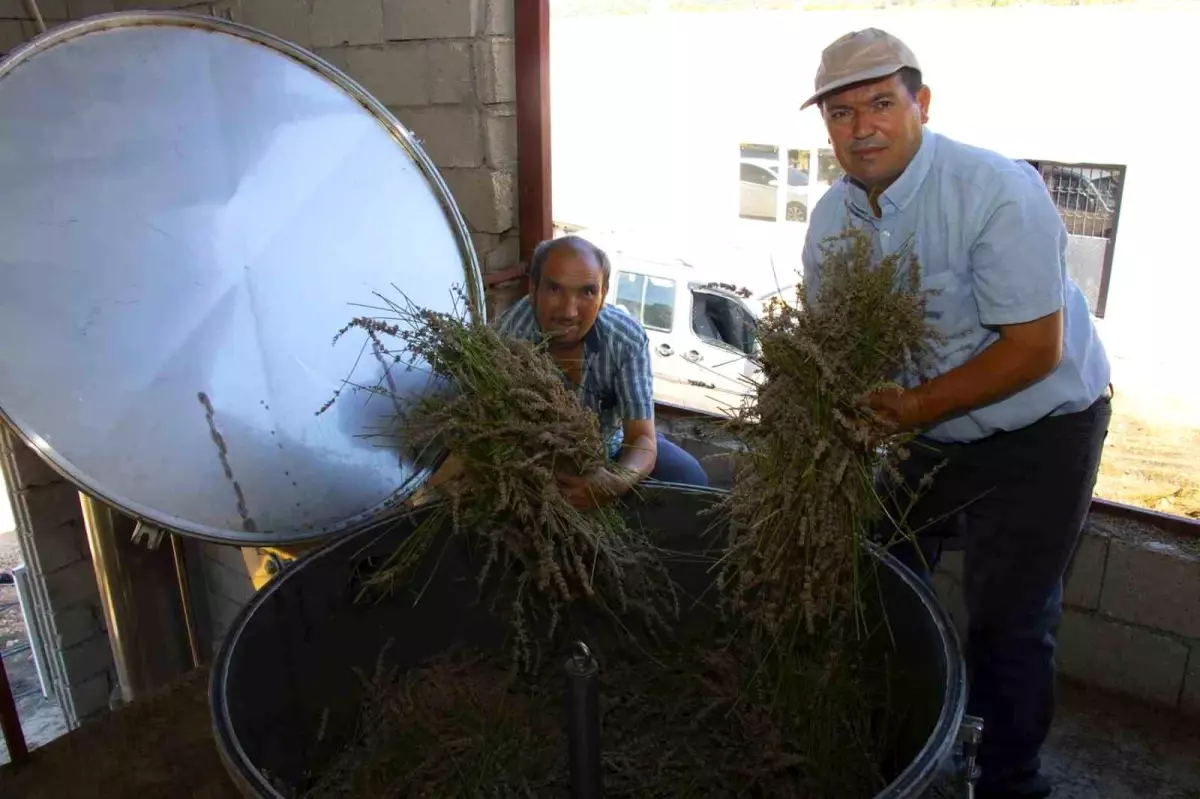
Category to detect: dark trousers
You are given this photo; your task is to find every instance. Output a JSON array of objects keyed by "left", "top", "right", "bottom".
[
  {"left": 875, "top": 396, "right": 1111, "bottom": 793},
  {"left": 648, "top": 433, "right": 710, "bottom": 487}
]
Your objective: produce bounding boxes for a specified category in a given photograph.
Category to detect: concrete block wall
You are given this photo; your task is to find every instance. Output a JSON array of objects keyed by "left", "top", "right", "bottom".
[
  {"left": 933, "top": 520, "right": 1200, "bottom": 716},
  {"left": 0, "top": 424, "right": 118, "bottom": 725},
  {"left": 3, "top": 0, "right": 521, "bottom": 287}
]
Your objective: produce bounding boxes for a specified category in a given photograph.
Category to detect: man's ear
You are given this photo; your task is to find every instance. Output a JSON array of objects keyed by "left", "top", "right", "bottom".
[{"left": 917, "top": 85, "right": 931, "bottom": 125}]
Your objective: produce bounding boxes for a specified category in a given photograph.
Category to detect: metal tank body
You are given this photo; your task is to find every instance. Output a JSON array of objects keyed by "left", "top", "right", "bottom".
[{"left": 211, "top": 485, "right": 967, "bottom": 799}]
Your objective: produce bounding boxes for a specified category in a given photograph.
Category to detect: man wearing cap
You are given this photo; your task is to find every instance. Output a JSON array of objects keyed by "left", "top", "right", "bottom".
[{"left": 800, "top": 28, "right": 1112, "bottom": 799}]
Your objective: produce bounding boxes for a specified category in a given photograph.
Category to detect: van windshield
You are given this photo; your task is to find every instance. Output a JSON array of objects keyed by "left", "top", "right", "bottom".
[{"left": 692, "top": 291, "right": 757, "bottom": 357}]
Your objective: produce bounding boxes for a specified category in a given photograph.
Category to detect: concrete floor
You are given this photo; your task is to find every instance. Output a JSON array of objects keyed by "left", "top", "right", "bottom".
[
  {"left": 925, "top": 677, "right": 1200, "bottom": 799},
  {"left": 2, "top": 529, "right": 1198, "bottom": 793},
  {"left": 1039, "top": 678, "right": 1200, "bottom": 799}
]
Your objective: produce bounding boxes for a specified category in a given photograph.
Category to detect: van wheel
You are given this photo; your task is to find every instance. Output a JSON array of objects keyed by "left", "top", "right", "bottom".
[{"left": 786, "top": 202, "right": 807, "bottom": 222}]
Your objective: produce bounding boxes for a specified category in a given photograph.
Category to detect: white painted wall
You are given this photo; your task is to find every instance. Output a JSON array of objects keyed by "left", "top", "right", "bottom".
[{"left": 551, "top": 5, "right": 1199, "bottom": 377}]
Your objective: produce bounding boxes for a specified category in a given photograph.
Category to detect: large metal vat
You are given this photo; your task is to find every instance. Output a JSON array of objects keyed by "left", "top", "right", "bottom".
[
  {"left": 211, "top": 485, "right": 967, "bottom": 799},
  {"left": 0, "top": 13, "right": 970, "bottom": 797}
]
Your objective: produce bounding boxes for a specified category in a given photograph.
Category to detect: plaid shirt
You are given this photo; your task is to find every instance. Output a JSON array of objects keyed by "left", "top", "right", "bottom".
[{"left": 495, "top": 297, "right": 655, "bottom": 456}]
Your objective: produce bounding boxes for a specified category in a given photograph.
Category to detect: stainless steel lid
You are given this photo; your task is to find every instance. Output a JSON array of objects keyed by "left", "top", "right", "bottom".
[{"left": 0, "top": 12, "right": 483, "bottom": 545}]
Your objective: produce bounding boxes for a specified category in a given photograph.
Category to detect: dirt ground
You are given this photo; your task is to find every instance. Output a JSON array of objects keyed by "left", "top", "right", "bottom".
[
  {"left": 0, "top": 531, "right": 69, "bottom": 766},
  {"left": 1095, "top": 361, "right": 1200, "bottom": 520}
]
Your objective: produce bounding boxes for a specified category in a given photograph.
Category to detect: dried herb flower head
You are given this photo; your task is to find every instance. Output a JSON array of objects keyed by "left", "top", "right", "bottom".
[
  {"left": 322, "top": 287, "right": 677, "bottom": 672},
  {"left": 718, "top": 223, "right": 941, "bottom": 641}
]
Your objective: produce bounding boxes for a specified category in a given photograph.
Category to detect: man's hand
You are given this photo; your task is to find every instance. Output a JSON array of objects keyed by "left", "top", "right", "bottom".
[
  {"left": 861, "top": 384, "right": 924, "bottom": 432},
  {"left": 557, "top": 468, "right": 630, "bottom": 509}
]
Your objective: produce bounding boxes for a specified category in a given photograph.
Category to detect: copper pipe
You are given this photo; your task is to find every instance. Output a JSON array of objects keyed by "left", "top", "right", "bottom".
[
  {"left": 80, "top": 493, "right": 140, "bottom": 703},
  {"left": 170, "top": 534, "right": 203, "bottom": 669},
  {"left": 22, "top": 0, "right": 47, "bottom": 34}
]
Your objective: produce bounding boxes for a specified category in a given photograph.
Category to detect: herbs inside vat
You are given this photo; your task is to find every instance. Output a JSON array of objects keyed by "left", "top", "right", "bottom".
[{"left": 293, "top": 223, "right": 945, "bottom": 798}]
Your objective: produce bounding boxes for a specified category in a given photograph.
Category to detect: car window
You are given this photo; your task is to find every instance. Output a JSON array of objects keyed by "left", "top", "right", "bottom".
[
  {"left": 740, "top": 163, "right": 775, "bottom": 186},
  {"left": 613, "top": 271, "right": 675, "bottom": 332},
  {"left": 691, "top": 291, "right": 757, "bottom": 356}
]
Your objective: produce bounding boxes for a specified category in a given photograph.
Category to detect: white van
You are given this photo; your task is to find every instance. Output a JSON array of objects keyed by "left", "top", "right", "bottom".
[{"left": 579, "top": 231, "right": 762, "bottom": 417}]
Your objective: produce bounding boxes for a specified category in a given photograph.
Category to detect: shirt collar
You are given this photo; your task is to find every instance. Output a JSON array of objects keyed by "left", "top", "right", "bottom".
[{"left": 846, "top": 127, "right": 936, "bottom": 218}]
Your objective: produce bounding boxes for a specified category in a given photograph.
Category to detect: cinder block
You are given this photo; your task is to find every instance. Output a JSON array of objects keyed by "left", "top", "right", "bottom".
[
  {"left": 312, "top": 45, "right": 348, "bottom": 72},
  {"left": 14, "top": 481, "right": 83, "bottom": 533},
  {"left": 1099, "top": 539, "right": 1200, "bottom": 639},
  {"left": 441, "top": 167, "right": 514, "bottom": 234},
  {"left": 60, "top": 633, "right": 114, "bottom": 685},
  {"left": 938, "top": 549, "right": 964, "bottom": 580},
  {"left": 471, "top": 231, "right": 501, "bottom": 262},
  {"left": 483, "top": 102, "right": 517, "bottom": 168},
  {"left": 239, "top": 0, "right": 311, "bottom": 48},
  {"left": 382, "top": 0, "right": 478, "bottom": 40},
  {"left": 1057, "top": 609, "right": 1190, "bottom": 707},
  {"left": 200, "top": 540, "right": 251, "bottom": 572},
  {"left": 474, "top": 36, "right": 514, "bottom": 104},
  {"left": 202, "top": 557, "right": 256, "bottom": 605},
  {"left": 394, "top": 105, "right": 483, "bottom": 168},
  {"left": 485, "top": 0, "right": 512, "bottom": 35},
  {"left": 0, "top": 19, "right": 26, "bottom": 54},
  {"left": 1064, "top": 533, "right": 1108, "bottom": 611},
  {"left": 931, "top": 570, "right": 967, "bottom": 642},
  {"left": 310, "top": 0, "right": 382, "bottom": 47},
  {"left": 69, "top": 672, "right": 114, "bottom": 719},
  {"left": 343, "top": 43, "right": 428, "bottom": 107},
  {"left": 52, "top": 602, "right": 104, "bottom": 649},
  {"left": 2, "top": 439, "right": 60, "bottom": 489},
  {"left": 0, "top": 0, "right": 66, "bottom": 17},
  {"left": 483, "top": 229, "right": 519, "bottom": 272},
  {"left": 42, "top": 559, "right": 100, "bottom": 608},
  {"left": 66, "top": 0, "right": 115, "bottom": 16},
  {"left": 24, "top": 519, "right": 88, "bottom": 574},
  {"left": 427, "top": 39, "right": 472, "bottom": 104},
  {"left": 1183, "top": 647, "right": 1199, "bottom": 715},
  {"left": 207, "top": 590, "right": 248, "bottom": 644},
  {"left": 484, "top": 282, "right": 524, "bottom": 319}
]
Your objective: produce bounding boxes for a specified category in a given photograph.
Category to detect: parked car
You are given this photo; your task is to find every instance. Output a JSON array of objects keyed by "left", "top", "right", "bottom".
[
  {"left": 739, "top": 157, "right": 809, "bottom": 223},
  {"left": 576, "top": 229, "right": 762, "bottom": 417}
]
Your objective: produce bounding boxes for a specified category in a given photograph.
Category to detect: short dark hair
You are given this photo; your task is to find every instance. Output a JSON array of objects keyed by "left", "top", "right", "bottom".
[
  {"left": 528, "top": 235, "right": 612, "bottom": 288},
  {"left": 818, "top": 66, "right": 923, "bottom": 110}
]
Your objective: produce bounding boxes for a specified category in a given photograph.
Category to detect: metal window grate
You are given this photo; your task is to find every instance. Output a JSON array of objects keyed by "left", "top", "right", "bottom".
[{"left": 1025, "top": 160, "right": 1127, "bottom": 319}]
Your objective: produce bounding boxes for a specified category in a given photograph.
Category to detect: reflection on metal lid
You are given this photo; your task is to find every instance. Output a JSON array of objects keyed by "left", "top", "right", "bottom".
[{"left": 0, "top": 12, "right": 482, "bottom": 546}]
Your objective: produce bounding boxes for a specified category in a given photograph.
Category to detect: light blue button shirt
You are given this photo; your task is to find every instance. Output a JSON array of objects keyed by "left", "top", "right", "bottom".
[{"left": 801, "top": 129, "right": 1110, "bottom": 444}]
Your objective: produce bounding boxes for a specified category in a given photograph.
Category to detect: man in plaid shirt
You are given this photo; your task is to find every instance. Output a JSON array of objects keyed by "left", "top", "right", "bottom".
[{"left": 494, "top": 235, "right": 709, "bottom": 508}]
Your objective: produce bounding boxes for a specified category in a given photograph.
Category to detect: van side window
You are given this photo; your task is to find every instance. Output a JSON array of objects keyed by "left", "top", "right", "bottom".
[
  {"left": 615, "top": 271, "right": 675, "bottom": 332},
  {"left": 692, "top": 291, "right": 757, "bottom": 356}
]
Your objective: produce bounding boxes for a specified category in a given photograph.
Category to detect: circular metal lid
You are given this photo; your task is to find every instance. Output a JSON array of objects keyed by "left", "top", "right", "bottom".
[{"left": 0, "top": 12, "right": 483, "bottom": 545}]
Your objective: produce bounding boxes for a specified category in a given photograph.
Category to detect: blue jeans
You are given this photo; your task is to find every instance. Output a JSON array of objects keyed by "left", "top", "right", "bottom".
[
  {"left": 648, "top": 433, "right": 709, "bottom": 487},
  {"left": 875, "top": 396, "right": 1111, "bottom": 795}
]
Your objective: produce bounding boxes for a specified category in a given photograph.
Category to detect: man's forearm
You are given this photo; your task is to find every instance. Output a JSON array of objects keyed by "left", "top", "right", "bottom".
[
  {"left": 615, "top": 432, "right": 657, "bottom": 487},
  {"left": 910, "top": 332, "right": 1061, "bottom": 428}
]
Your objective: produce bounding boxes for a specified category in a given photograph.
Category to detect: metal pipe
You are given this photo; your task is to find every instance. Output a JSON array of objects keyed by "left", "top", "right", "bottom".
[
  {"left": 564, "top": 641, "right": 602, "bottom": 799},
  {"left": 22, "top": 0, "right": 46, "bottom": 34},
  {"left": 170, "top": 534, "right": 203, "bottom": 668},
  {"left": 0, "top": 654, "right": 28, "bottom": 766},
  {"left": 11, "top": 565, "right": 52, "bottom": 700},
  {"left": 80, "top": 492, "right": 140, "bottom": 704}
]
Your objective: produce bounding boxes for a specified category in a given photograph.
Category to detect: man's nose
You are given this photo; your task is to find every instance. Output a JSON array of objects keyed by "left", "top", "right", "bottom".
[
  {"left": 853, "top": 114, "right": 875, "bottom": 140},
  {"left": 562, "top": 295, "right": 580, "bottom": 318}
]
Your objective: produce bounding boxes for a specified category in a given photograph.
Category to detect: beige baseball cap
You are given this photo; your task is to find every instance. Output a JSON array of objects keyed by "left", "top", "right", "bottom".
[{"left": 801, "top": 28, "right": 921, "bottom": 110}]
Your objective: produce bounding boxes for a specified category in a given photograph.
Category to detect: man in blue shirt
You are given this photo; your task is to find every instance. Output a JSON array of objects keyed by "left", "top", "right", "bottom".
[
  {"left": 800, "top": 29, "right": 1112, "bottom": 799},
  {"left": 494, "top": 235, "right": 708, "bottom": 507}
]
